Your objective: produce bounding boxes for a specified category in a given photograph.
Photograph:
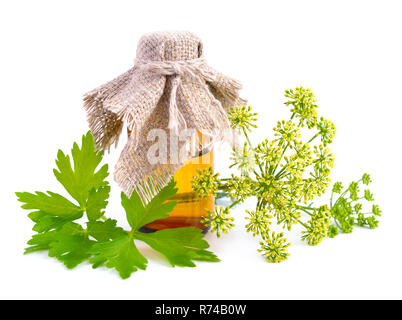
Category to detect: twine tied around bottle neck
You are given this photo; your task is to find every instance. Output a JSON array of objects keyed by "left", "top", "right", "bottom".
[{"left": 135, "top": 57, "right": 229, "bottom": 135}]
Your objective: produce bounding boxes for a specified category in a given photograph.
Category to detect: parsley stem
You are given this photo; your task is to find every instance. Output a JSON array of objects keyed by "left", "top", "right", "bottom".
[
  {"left": 275, "top": 166, "right": 287, "bottom": 179},
  {"left": 297, "top": 205, "right": 314, "bottom": 211},
  {"left": 298, "top": 207, "right": 314, "bottom": 217},
  {"left": 307, "top": 133, "right": 319, "bottom": 144},
  {"left": 242, "top": 128, "right": 264, "bottom": 173},
  {"left": 228, "top": 200, "right": 240, "bottom": 209},
  {"left": 272, "top": 137, "right": 291, "bottom": 176},
  {"left": 242, "top": 128, "right": 253, "bottom": 149},
  {"left": 294, "top": 216, "right": 308, "bottom": 229},
  {"left": 333, "top": 179, "right": 363, "bottom": 207},
  {"left": 257, "top": 198, "right": 265, "bottom": 211}
]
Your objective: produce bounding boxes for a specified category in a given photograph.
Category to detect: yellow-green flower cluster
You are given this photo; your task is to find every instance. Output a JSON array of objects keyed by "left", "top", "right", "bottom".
[
  {"left": 228, "top": 105, "right": 258, "bottom": 132},
  {"left": 301, "top": 205, "right": 331, "bottom": 246},
  {"left": 202, "top": 207, "right": 235, "bottom": 238},
  {"left": 192, "top": 88, "right": 381, "bottom": 264},
  {"left": 362, "top": 173, "right": 372, "bottom": 185},
  {"left": 258, "top": 232, "right": 290, "bottom": 263},
  {"left": 205, "top": 88, "right": 338, "bottom": 261},
  {"left": 229, "top": 142, "right": 256, "bottom": 174},
  {"left": 226, "top": 174, "right": 254, "bottom": 203},
  {"left": 245, "top": 209, "right": 272, "bottom": 236},
  {"left": 313, "top": 144, "right": 334, "bottom": 178},
  {"left": 329, "top": 174, "right": 380, "bottom": 236},
  {"left": 317, "top": 117, "right": 336, "bottom": 146},
  {"left": 284, "top": 87, "right": 318, "bottom": 128},
  {"left": 192, "top": 167, "right": 219, "bottom": 198},
  {"left": 273, "top": 120, "right": 300, "bottom": 144},
  {"left": 332, "top": 182, "right": 343, "bottom": 194},
  {"left": 255, "top": 139, "right": 283, "bottom": 167}
]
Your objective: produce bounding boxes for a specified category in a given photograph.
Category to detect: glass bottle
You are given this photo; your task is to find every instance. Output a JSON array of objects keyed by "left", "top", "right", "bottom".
[
  {"left": 142, "top": 149, "right": 214, "bottom": 232},
  {"left": 128, "top": 130, "right": 214, "bottom": 232}
]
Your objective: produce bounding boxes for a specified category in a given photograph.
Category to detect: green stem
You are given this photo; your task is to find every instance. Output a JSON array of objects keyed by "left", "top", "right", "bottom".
[
  {"left": 297, "top": 205, "right": 314, "bottom": 211},
  {"left": 350, "top": 212, "right": 374, "bottom": 216},
  {"left": 333, "top": 179, "right": 363, "bottom": 208},
  {"left": 298, "top": 207, "right": 314, "bottom": 217},
  {"left": 307, "top": 133, "right": 319, "bottom": 144},
  {"left": 275, "top": 166, "right": 287, "bottom": 179},
  {"left": 242, "top": 128, "right": 264, "bottom": 173},
  {"left": 228, "top": 200, "right": 241, "bottom": 209},
  {"left": 271, "top": 142, "right": 290, "bottom": 176},
  {"left": 294, "top": 217, "right": 308, "bottom": 229},
  {"left": 242, "top": 128, "right": 253, "bottom": 149},
  {"left": 257, "top": 198, "right": 265, "bottom": 211}
]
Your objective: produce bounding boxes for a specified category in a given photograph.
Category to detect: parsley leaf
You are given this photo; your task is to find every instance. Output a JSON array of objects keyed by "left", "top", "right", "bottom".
[
  {"left": 46, "top": 223, "right": 94, "bottom": 269},
  {"left": 86, "top": 186, "right": 110, "bottom": 221},
  {"left": 89, "top": 181, "right": 219, "bottom": 278},
  {"left": 53, "top": 132, "right": 108, "bottom": 206},
  {"left": 135, "top": 228, "right": 220, "bottom": 267},
  {"left": 26, "top": 222, "right": 94, "bottom": 269},
  {"left": 16, "top": 191, "right": 84, "bottom": 232},
  {"left": 121, "top": 179, "right": 177, "bottom": 230},
  {"left": 17, "top": 131, "right": 219, "bottom": 279},
  {"left": 87, "top": 219, "right": 126, "bottom": 242},
  {"left": 89, "top": 234, "right": 148, "bottom": 279},
  {"left": 16, "top": 191, "right": 81, "bottom": 216},
  {"left": 27, "top": 210, "right": 83, "bottom": 233}
]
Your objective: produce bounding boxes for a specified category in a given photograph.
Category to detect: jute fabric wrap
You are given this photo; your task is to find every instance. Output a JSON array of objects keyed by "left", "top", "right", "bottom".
[{"left": 83, "top": 31, "right": 245, "bottom": 203}]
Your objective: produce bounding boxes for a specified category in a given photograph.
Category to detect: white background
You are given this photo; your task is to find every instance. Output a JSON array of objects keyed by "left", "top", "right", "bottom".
[{"left": 1, "top": 0, "right": 401, "bottom": 299}]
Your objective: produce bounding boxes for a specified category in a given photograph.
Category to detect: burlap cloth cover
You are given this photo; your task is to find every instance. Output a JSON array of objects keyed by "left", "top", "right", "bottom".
[{"left": 84, "top": 31, "right": 245, "bottom": 203}]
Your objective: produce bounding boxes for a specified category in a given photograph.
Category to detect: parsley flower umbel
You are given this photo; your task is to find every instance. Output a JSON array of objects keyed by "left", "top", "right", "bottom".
[
  {"left": 230, "top": 142, "right": 256, "bottom": 174},
  {"left": 273, "top": 120, "right": 300, "bottom": 143},
  {"left": 228, "top": 105, "right": 258, "bottom": 132},
  {"left": 332, "top": 182, "right": 343, "bottom": 194},
  {"left": 317, "top": 117, "right": 336, "bottom": 146},
  {"left": 202, "top": 207, "right": 235, "bottom": 238},
  {"left": 301, "top": 205, "right": 331, "bottom": 246},
  {"left": 258, "top": 232, "right": 290, "bottom": 263},
  {"left": 192, "top": 167, "right": 219, "bottom": 198},
  {"left": 193, "top": 88, "right": 380, "bottom": 263},
  {"left": 284, "top": 87, "right": 318, "bottom": 128},
  {"left": 329, "top": 176, "right": 380, "bottom": 236},
  {"left": 245, "top": 209, "right": 272, "bottom": 236},
  {"left": 362, "top": 173, "right": 372, "bottom": 185},
  {"left": 226, "top": 175, "right": 253, "bottom": 203}
]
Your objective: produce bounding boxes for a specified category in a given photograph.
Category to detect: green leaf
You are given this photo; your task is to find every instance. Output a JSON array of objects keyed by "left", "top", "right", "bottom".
[
  {"left": 17, "top": 129, "right": 219, "bottom": 279},
  {"left": 16, "top": 191, "right": 81, "bottom": 216},
  {"left": 16, "top": 191, "right": 83, "bottom": 232},
  {"left": 53, "top": 131, "right": 109, "bottom": 206},
  {"left": 25, "top": 230, "right": 56, "bottom": 254},
  {"left": 135, "top": 227, "right": 220, "bottom": 267},
  {"left": 26, "top": 223, "right": 94, "bottom": 269},
  {"left": 47, "top": 223, "right": 94, "bottom": 269},
  {"left": 89, "top": 234, "right": 148, "bottom": 279},
  {"left": 121, "top": 180, "right": 178, "bottom": 230},
  {"left": 86, "top": 186, "right": 110, "bottom": 221},
  {"left": 87, "top": 181, "right": 218, "bottom": 279},
  {"left": 28, "top": 210, "right": 83, "bottom": 233},
  {"left": 87, "top": 219, "right": 126, "bottom": 242}
]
